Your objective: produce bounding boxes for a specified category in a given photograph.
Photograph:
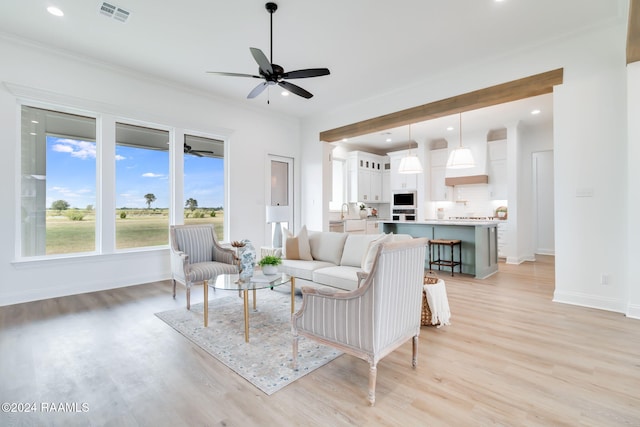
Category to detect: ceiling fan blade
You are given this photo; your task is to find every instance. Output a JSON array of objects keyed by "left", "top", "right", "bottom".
[
  {"left": 278, "top": 81, "right": 313, "bottom": 99},
  {"left": 250, "top": 47, "right": 273, "bottom": 75},
  {"left": 206, "top": 71, "right": 262, "bottom": 79},
  {"left": 192, "top": 150, "right": 214, "bottom": 156},
  {"left": 247, "top": 82, "right": 269, "bottom": 99},
  {"left": 282, "top": 68, "right": 331, "bottom": 79}
]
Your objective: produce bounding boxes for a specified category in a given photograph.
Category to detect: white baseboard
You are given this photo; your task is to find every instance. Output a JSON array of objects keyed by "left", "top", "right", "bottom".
[
  {"left": 553, "top": 290, "right": 626, "bottom": 314},
  {"left": 626, "top": 303, "right": 640, "bottom": 320}
]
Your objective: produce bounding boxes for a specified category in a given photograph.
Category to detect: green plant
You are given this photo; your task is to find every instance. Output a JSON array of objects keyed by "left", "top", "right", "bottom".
[
  {"left": 120, "top": 211, "right": 127, "bottom": 219},
  {"left": 359, "top": 203, "right": 366, "bottom": 210},
  {"left": 258, "top": 255, "right": 282, "bottom": 267},
  {"left": 67, "top": 210, "right": 85, "bottom": 221}
]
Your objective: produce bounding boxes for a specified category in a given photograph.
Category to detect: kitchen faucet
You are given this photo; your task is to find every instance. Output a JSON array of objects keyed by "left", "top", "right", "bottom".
[{"left": 341, "top": 203, "right": 349, "bottom": 220}]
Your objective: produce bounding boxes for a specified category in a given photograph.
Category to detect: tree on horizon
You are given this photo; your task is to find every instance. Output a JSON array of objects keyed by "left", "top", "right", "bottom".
[
  {"left": 185, "top": 198, "right": 198, "bottom": 212},
  {"left": 144, "top": 193, "right": 156, "bottom": 209}
]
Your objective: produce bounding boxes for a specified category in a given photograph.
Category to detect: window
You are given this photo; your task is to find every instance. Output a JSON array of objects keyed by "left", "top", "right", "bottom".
[
  {"left": 20, "top": 106, "right": 97, "bottom": 256},
  {"left": 115, "top": 123, "right": 169, "bottom": 250},
  {"left": 18, "top": 103, "right": 228, "bottom": 259},
  {"left": 329, "top": 157, "right": 347, "bottom": 211},
  {"left": 183, "top": 134, "right": 225, "bottom": 241}
]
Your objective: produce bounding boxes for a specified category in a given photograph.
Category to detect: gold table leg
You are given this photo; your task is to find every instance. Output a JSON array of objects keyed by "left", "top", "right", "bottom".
[
  {"left": 291, "top": 276, "right": 295, "bottom": 314},
  {"left": 253, "top": 288, "right": 257, "bottom": 311},
  {"left": 204, "top": 280, "right": 209, "bottom": 327},
  {"left": 243, "top": 289, "right": 249, "bottom": 342}
]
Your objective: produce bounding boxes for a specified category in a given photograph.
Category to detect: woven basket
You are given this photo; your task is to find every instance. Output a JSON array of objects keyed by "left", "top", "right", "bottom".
[{"left": 421, "top": 270, "right": 439, "bottom": 326}]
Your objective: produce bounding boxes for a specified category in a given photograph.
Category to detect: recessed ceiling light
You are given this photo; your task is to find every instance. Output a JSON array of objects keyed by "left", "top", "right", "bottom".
[
  {"left": 386, "top": 138, "right": 392, "bottom": 143},
  {"left": 30, "top": 132, "right": 37, "bottom": 136},
  {"left": 47, "top": 6, "right": 64, "bottom": 17},
  {"left": 531, "top": 109, "right": 541, "bottom": 115},
  {"left": 342, "top": 138, "right": 348, "bottom": 142},
  {"left": 31, "top": 120, "right": 39, "bottom": 124},
  {"left": 281, "top": 91, "right": 289, "bottom": 96},
  {"left": 447, "top": 126, "right": 454, "bottom": 131}
]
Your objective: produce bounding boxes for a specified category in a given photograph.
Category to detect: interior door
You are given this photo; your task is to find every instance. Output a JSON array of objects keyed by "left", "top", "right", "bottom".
[{"left": 533, "top": 151, "right": 555, "bottom": 255}]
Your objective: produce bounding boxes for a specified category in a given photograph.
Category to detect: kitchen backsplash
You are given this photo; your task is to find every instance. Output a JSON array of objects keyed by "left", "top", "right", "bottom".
[{"left": 430, "top": 184, "right": 507, "bottom": 219}]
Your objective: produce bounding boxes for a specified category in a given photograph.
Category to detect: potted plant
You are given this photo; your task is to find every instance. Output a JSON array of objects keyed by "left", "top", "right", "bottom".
[
  {"left": 359, "top": 203, "right": 367, "bottom": 219},
  {"left": 258, "top": 255, "right": 282, "bottom": 275}
]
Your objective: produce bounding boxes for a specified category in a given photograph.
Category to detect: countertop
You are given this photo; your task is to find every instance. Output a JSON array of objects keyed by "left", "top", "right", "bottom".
[{"left": 379, "top": 219, "right": 499, "bottom": 226}]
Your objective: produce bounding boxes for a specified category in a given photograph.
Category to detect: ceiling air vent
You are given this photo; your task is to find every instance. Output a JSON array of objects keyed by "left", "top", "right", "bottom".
[{"left": 99, "top": 2, "right": 131, "bottom": 23}]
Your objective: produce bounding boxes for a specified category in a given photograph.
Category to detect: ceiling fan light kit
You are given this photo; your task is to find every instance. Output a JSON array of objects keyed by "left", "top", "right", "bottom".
[
  {"left": 446, "top": 113, "right": 476, "bottom": 169},
  {"left": 207, "top": 2, "right": 330, "bottom": 101}
]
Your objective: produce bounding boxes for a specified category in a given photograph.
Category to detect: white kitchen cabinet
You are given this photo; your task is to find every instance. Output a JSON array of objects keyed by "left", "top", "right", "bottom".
[
  {"left": 366, "top": 220, "right": 381, "bottom": 234},
  {"left": 348, "top": 151, "right": 384, "bottom": 203},
  {"left": 497, "top": 221, "right": 508, "bottom": 257},
  {"left": 430, "top": 166, "right": 451, "bottom": 201},
  {"left": 488, "top": 140, "right": 508, "bottom": 200},
  {"left": 381, "top": 168, "right": 390, "bottom": 203},
  {"left": 429, "top": 149, "right": 451, "bottom": 201},
  {"left": 388, "top": 150, "right": 419, "bottom": 191}
]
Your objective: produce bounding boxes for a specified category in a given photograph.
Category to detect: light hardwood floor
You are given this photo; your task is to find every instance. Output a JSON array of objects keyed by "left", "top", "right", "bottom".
[{"left": 1, "top": 256, "right": 639, "bottom": 426}]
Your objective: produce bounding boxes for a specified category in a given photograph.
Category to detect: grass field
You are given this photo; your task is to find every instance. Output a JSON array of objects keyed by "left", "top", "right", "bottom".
[{"left": 45, "top": 210, "right": 224, "bottom": 255}]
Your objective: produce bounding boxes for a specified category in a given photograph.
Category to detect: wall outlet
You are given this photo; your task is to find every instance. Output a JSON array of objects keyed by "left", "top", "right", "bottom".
[{"left": 601, "top": 273, "right": 610, "bottom": 285}]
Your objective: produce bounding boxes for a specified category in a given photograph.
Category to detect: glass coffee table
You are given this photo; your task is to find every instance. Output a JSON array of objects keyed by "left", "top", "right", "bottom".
[{"left": 203, "top": 273, "right": 295, "bottom": 342}]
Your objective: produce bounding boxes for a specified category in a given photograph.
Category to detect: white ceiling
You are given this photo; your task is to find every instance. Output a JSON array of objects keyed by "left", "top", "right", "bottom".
[{"left": 0, "top": 0, "right": 625, "bottom": 131}]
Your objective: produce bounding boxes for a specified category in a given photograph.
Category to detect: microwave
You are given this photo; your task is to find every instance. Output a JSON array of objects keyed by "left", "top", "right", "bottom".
[{"left": 393, "top": 192, "right": 416, "bottom": 208}]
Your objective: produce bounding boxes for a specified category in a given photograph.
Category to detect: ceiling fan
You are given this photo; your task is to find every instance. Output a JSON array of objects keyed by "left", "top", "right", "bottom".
[
  {"left": 207, "top": 2, "right": 330, "bottom": 100},
  {"left": 184, "top": 142, "right": 213, "bottom": 157}
]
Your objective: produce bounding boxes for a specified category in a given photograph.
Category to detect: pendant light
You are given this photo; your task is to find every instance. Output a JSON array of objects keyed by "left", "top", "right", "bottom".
[
  {"left": 446, "top": 113, "right": 475, "bottom": 169},
  {"left": 398, "top": 123, "right": 423, "bottom": 174}
]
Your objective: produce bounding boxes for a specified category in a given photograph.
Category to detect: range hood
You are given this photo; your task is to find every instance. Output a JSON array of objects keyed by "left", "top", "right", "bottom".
[{"left": 445, "top": 174, "right": 489, "bottom": 186}]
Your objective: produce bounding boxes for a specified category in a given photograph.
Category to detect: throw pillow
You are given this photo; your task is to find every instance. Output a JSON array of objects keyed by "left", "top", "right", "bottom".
[
  {"left": 282, "top": 225, "right": 312, "bottom": 261},
  {"left": 361, "top": 233, "right": 394, "bottom": 273}
]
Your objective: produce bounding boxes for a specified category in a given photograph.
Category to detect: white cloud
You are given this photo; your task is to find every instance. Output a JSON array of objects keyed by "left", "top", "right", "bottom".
[
  {"left": 51, "top": 138, "right": 96, "bottom": 160},
  {"left": 142, "top": 172, "right": 163, "bottom": 178},
  {"left": 116, "top": 154, "right": 126, "bottom": 161}
]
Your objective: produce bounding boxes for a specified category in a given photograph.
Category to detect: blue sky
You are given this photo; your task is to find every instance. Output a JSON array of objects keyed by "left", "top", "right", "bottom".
[{"left": 46, "top": 136, "right": 224, "bottom": 209}]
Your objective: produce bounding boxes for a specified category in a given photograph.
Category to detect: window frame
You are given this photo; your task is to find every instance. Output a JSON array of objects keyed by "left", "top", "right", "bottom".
[{"left": 13, "top": 97, "right": 230, "bottom": 263}]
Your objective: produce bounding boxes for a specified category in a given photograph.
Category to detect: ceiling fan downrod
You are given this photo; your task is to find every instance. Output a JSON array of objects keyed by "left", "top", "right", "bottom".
[{"left": 266, "top": 2, "right": 277, "bottom": 64}]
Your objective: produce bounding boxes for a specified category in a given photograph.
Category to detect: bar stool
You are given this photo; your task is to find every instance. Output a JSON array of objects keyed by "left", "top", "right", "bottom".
[{"left": 428, "top": 239, "right": 462, "bottom": 276}]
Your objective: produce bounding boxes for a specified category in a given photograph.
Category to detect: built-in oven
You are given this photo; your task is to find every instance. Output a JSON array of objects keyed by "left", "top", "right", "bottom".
[
  {"left": 392, "top": 192, "right": 416, "bottom": 208},
  {"left": 392, "top": 192, "right": 416, "bottom": 221}
]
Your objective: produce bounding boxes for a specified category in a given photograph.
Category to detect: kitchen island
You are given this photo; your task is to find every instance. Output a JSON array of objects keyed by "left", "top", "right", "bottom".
[{"left": 380, "top": 220, "right": 499, "bottom": 279}]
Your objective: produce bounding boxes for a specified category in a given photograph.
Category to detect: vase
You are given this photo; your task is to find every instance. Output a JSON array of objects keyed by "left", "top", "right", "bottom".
[
  {"left": 359, "top": 210, "right": 367, "bottom": 219},
  {"left": 237, "top": 240, "right": 256, "bottom": 280},
  {"left": 262, "top": 265, "right": 278, "bottom": 275}
]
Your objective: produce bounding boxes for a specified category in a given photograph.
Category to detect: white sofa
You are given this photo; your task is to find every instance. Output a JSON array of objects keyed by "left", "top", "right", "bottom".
[{"left": 278, "top": 230, "right": 413, "bottom": 292}]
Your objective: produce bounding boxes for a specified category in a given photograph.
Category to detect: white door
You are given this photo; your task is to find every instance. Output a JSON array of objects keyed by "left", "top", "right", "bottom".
[{"left": 533, "top": 151, "right": 555, "bottom": 255}]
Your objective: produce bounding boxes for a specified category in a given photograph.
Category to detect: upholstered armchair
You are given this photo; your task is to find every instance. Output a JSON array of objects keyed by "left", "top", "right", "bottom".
[
  {"left": 169, "top": 224, "right": 238, "bottom": 309},
  {"left": 292, "top": 237, "right": 428, "bottom": 406}
]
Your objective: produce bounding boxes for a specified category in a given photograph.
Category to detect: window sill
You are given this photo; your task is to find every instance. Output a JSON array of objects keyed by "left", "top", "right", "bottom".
[{"left": 11, "top": 246, "right": 169, "bottom": 269}]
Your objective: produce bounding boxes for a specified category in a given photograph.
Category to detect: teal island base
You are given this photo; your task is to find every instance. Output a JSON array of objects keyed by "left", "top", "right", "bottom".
[{"left": 380, "top": 220, "right": 499, "bottom": 279}]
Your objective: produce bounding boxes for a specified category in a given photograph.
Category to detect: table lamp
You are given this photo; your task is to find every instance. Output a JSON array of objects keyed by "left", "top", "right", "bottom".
[{"left": 266, "top": 205, "right": 289, "bottom": 248}]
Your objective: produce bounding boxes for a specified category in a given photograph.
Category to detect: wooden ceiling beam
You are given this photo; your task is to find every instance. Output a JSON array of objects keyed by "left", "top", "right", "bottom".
[{"left": 319, "top": 68, "right": 564, "bottom": 143}]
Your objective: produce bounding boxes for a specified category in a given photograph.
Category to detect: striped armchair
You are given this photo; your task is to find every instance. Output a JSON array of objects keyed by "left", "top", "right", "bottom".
[
  {"left": 292, "top": 237, "right": 428, "bottom": 406},
  {"left": 169, "top": 224, "right": 238, "bottom": 309}
]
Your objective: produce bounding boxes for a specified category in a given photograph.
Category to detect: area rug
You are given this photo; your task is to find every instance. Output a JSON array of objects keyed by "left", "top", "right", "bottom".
[{"left": 155, "top": 289, "right": 342, "bottom": 395}]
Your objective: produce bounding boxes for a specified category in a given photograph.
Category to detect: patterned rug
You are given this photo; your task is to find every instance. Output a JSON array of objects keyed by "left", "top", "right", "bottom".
[{"left": 155, "top": 289, "right": 342, "bottom": 395}]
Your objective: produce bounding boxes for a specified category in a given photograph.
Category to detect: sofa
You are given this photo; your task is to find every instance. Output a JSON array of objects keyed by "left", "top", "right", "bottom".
[{"left": 278, "top": 229, "right": 413, "bottom": 292}]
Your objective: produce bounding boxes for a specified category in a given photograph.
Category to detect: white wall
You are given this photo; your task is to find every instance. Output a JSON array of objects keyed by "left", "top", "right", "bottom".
[
  {"left": 0, "top": 36, "right": 301, "bottom": 306},
  {"left": 627, "top": 61, "right": 640, "bottom": 319},
  {"left": 302, "top": 22, "right": 631, "bottom": 314}
]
